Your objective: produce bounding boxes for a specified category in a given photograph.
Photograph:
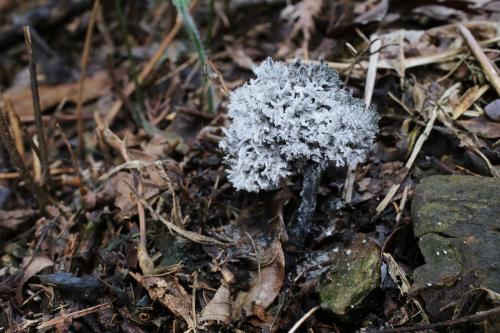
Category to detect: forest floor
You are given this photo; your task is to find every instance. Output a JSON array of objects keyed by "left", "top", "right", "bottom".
[{"left": 0, "top": 1, "right": 500, "bottom": 332}]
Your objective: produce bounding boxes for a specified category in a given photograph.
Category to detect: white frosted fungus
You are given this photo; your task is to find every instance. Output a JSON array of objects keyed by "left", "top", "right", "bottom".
[{"left": 220, "top": 58, "right": 379, "bottom": 192}]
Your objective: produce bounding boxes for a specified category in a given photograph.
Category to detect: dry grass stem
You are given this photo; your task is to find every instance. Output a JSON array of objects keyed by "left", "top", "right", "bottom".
[
  {"left": 23, "top": 26, "right": 50, "bottom": 187},
  {"left": 344, "top": 35, "right": 381, "bottom": 203},
  {"left": 457, "top": 23, "right": 500, "bottom": 96},
  {"left": 37, "top": 303, "right": 110, "bottom": 330},
  {"left": 76, "top": 0, "right": 101, "bottom": 157},
  {"left": 288, "top": 305, "right": 321, "bottom": 333}
]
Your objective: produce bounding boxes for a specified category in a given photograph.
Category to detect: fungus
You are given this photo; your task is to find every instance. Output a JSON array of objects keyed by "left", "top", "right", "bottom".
[{"left": 220, "top": 58, "right": 379, "bottom": 245}]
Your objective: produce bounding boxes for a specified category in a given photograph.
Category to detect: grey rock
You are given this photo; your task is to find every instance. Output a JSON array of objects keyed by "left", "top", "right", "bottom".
[{"left": 411, "top": 175, "right": 500, "bottom": 319}]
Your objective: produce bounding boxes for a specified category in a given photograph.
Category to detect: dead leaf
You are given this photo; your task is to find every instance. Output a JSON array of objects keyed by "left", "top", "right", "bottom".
[
  {"left": 281, "top": 0, "right": 323, "bottom": 42},
  {"left": 458, "top": 117, "right": 500, "bottom": 139},
  {"left": 225, "top": 45, "right": 256, "bottom": 70},
  {"left": 16, "top": 255, "right": 54, "bottom": 304},
  {"left": 138, "top": 244, "right": 154, "bottom": 275},
  {"left": 232, "top": 240, "right": 285, "bottom": 320},
  {"left": 199, "top": 282, "right": 231, "bottom": 324},
  {"left": 2, "top": 71, "right": 110, "bottom": 121},
  {"left": 355, "top": 0, "right": 389, "bottom": 24},
  {"left": 452, "top": 85, "right": 489, "bottom": 120},
  {"left": 485, "top": 99, "right": 500, "bottom": 122},
  {"left": 130, "top": 272, "right": 195, "bottom": 329}
]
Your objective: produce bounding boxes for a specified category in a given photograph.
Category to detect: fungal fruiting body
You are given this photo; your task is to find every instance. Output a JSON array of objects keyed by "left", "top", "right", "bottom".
[{"left": 220, "top": 58, "right": 379, "bottom": 192}]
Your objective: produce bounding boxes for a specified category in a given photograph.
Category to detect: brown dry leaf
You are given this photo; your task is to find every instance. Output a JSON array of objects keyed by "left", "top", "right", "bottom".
[
  {"left": 113, "top": 171, "right": 168, "bottom": 220},
  {"left": 199, "top": 282, "right": 231, "bottom": 324},
  {"left": 2, "top": 71, "right": 110, "bottom": 120},
  {"left": 281, "top": 0, "right": 323, "bottom": 42},
  {"left": 130, "top": 272, "right": 195, "bottom": 329},
  {"left": 458, "top": 117, "right": 500, "bottom": 139},
  {"left": 137, "top": 244, "right": 154, "bottom": 275},
  {"left": 15, "top": 255, "right": 54, "bottom": 304},
  {"left": 225, "top": 45, "right": 256, "bottom": 70},
  {"left": 232, "top": 239, "right": 285, "bottom": 320},
  {"left": 452, "top": 85, "right": 489, "bottom": 120}
]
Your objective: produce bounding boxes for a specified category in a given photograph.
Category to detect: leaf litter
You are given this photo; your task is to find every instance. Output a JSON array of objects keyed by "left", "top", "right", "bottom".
[{"left": 0, "top": 1, "right": 499, "bottom": 332}]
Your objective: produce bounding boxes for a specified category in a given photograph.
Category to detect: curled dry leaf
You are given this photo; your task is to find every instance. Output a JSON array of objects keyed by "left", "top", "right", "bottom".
[
  {"left": 130, "top": 272, "right": 195, "bottom": 329},
  {"left": 137, "top": 244, "right": 155, "bottom": 275},
  {"left": 232, "top": 239, "right": 285, "bottom": 321},
  {"left": 199, "top": 282, "right": 231, "bottom": 324},
  {"left": 15, "top": 255, "right": 54, "bottom": 304}
]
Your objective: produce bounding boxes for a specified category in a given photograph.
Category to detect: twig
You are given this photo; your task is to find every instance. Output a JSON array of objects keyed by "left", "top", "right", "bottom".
[
  {"left": 457, "top": 23, "right": 500, "bottom": 96},
  {"left": 375, "top": 105, "right": 438, "bottom": 215},
  {"left": 76, "top": 0, "right": 100, "bottom": 157},
  {"left": 125, "top": 181, "right": 225, "bottom": 246},
  {"left": 376, "top": 83, "right": 460, "bottom": 215},
  {"left": 344, "top": 35, "right": 381, "bottom": 203},
  {"left": 316, "top": 35, "right": 500, "bottom": 75},
  {"left": 395, "top": 185, "right": 410, "bottom": 224},
  {"left": 0, "top": 167, "right": 75, "bottom": 180},
  {"left": 288, "top": 305, "right": 321, "bottom": 333},
  {"left": 23, "top": 26, "right": 51, "bottom": 188},
  {"left": 369, "top": 306, "right": 500, "bottom": 333},
  {"left": 37, "top": 303, "right": 110, "bottom": 330},
  {"left": 137, "top": 179, "right": 146, "bottom": 248}
]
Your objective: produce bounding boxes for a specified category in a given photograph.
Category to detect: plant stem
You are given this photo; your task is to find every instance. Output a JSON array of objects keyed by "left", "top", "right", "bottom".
[
  {"left": 288, "top": 161, "right": 323, "bottom": 249},
  {"left": 173, "top": 0, "right": 214, "bottom": 114},
  {"left": 23, "top": 26, "right": 51, "bottom": 189}
]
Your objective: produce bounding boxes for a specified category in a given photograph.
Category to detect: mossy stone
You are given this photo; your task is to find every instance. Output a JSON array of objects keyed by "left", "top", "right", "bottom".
[{"left": 318, "top": 235, "right": 380, "bottom": 318}]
